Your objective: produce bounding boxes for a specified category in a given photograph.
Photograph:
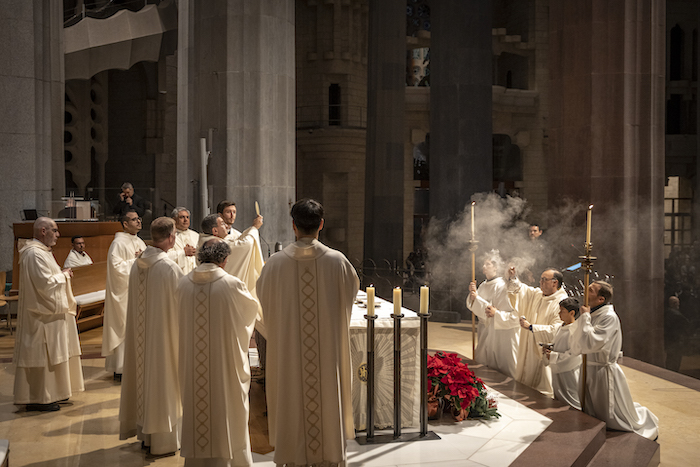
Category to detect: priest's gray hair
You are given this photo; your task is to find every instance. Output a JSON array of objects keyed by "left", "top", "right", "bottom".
[
  {"left": 171, "top": 206, "right": 190, "bottom": 218},
  {"left": 198, "top": 239, "right": 230, "bottom": 264}
]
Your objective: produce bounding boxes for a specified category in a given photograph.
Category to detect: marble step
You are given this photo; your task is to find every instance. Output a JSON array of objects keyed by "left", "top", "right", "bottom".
[{"left": 586, "top": 430, "right": 660, "bottom": 467}]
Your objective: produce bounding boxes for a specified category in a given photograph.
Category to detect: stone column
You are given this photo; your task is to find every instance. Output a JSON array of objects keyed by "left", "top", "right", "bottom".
[
  {"left": 429, "top": 0, "right": 493, "bottom": 221},
  {"left": 363, "top": 0, "right": 406, "bottom": 265},
  {"left": 0, "top": 0, "right": 64, "bottom": 270},
  {"left": 178, "top": 0, "right": 296, "bottom": 248},
  {"left": 549, "top": 0, "right": 666, "bottom": 365}
]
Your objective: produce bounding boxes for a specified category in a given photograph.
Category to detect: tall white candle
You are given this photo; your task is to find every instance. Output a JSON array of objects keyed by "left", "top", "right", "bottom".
[
  {"left": 471, "top": 202, "right": 476, "bottom": 239},
  {"left": 420, "top": 286, "right": 429, "bottom": 314},
  {"left": 586, "top": 205, "right": 593, "bottom": 245},
  {"left": 393, "top": 287, "right": 402, "bottom": 315},
  {"left": 366, "top": 286, "right": 375, "bottom": 316}
]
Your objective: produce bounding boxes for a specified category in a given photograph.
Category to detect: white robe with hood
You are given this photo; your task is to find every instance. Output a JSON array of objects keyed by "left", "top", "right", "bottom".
[
  {"left": 570, "top": 304, "right": 659, "bottom": 440},
  {"left": 178, "top": 263, "right": 261, "bottom": 466},
  {"left": 14, "top": 239, "right": 84, "bottom": 404},
  {"left": 119, "top": 246, "right": 183, "bottom": 454},
  {"left": 257, "top": 238, "right": 359, "bottom": 467},
  {"left": 507, "top": 278, "right": 566, "bottom": 395},
  {"left": 466, "top": 276, "right": 519, "bottom": 378},
  {"left": 102, "top": 231, "right": 147, "bottom": 372}
]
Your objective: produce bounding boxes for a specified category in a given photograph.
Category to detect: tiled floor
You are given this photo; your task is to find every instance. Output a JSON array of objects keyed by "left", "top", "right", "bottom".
[
  {"left": 279, "top": 388, "right": 549, "bottom": 467},
  {"left": 0, "top": 322, "right": 699, "bottom": 466}
]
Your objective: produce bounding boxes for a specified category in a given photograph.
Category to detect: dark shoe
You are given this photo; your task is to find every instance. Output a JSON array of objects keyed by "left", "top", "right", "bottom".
[
  {"left": 26, "top": 403, "right": 60, "bottom": 412},
  {"left": 114, "top": 373, "right": 122, "bottom": 382}
]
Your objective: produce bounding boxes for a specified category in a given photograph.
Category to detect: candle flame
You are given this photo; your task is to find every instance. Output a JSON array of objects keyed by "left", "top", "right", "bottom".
[{"left": 589, "top": 204, "right": 593, "bottom": 210}]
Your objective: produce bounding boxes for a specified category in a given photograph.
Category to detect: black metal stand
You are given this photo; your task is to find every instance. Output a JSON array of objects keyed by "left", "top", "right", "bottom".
[
  {"left": 356, "top": 310, "right": 440, "bottom": 445},
  {"left": 365, "top": 314, "right": 378, "bottom": 440},
  {"left": 419, "top": 312, "right": 430, "bottom": 436},
  {"left": 392, "top": 312, "right": 404, "bottom": 439}
]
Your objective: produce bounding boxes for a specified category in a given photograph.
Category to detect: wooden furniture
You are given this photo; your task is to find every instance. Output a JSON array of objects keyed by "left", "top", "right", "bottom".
[
  {"left": 71, "top": 261, "right": 107, "bottom": 333},
  {"left": 11, "top": 221, "right": 122, "bottom": 290},
  {"left": 0, "top": 271, "right": 18, "bottom": 335}
]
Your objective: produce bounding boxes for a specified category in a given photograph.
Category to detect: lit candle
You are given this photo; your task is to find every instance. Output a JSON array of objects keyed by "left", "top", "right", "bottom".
[
  {"left": 393, "top": 287, "right": 402, "bottom": 315},
  {"left": 420, "top": 286, "right": 429, "bottom": 314},
  {"left": 366, "top": 286, "right": 375, "bottom": 317},
  {"left": 471, "top": 201, "right": 476, "bottom": 239},
  {"left": 586, "top": 205, "right": 593, "bottom": 245}
]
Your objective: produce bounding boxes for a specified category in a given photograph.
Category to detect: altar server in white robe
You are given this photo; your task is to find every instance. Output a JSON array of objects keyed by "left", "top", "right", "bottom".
[
  {"left": 257, "top": 199, "right": 359, "bottom": 467},
  {"left": 102, "top": 210, "right": 146, "bottom": 379},
  {"left": 178, "top": 239, "right": 261, "bottom": 466},
  {"left": 570, "top": 281, "right": 659, "bottom": 440},
  {"left": 507, "top": 267, "right": 566, "bottom": 395},
  {"left": 467, "top": 251, "right": 519, "bottom": 378},
  {"left": 119, "top": 217, "right": 184, "bottom": 455},
  {"left": 543, "top": 297, "right": 582, "bottom": 410},
  {"left": 168, "top": 207, "right": 198, "bottom": 274},
  {"left": 14, "top": 218, "right": 84, "bottom": 411},
  {"left": 63, "top": 235, "right": 93, "bottom": 268}
]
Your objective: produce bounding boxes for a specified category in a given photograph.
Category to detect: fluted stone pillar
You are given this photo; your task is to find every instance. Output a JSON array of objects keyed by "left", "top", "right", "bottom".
[
  {"left": 429, "top": 0, "right": 493, "bottom": 221},
  {"left": 0, "top": 0, "right": 64, "bottom": 270},
  {"left": 364, "top": 0, "right": 406, "bottom": 264},
  {"left": 178, "top": 0, "right": 296, "bottom": 248},
  {"left": 549, "top": 0, "right": 666, "bottom": 365}
]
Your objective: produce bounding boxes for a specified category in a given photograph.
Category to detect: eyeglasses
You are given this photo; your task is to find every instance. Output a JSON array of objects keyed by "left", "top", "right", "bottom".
[
  {"left": 540, "top": 277, "right": 555, "bottom": 282},
  {"left": 127, "top": 217, "right": 142, "bottom": 222}
]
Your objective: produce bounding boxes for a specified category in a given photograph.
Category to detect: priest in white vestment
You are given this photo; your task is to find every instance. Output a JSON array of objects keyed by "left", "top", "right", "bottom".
[
  {"left": 507, "top": 267, "right": 566, "bottom": 395},
  {"left": 258, "top": 199, "right": 359, "bottom": 467},
  {"left": 102, "top": 210, "right": 146, "bottom": 379},
  {"left": 215, "top": 201, "right": 265, "bottom": 287},
  {"left": 14, "top": 217, "right": 84, "bottom": 411},
  {"left": 119, "top": 217, "right": 184, "bottom": 455},
  {"left": 178, "top": 239, "right": 261, "bottom": 466},
  {"left": 167, "top": 207, "right": 199, "bottom": 274},
  {"left": 466, "top": 251, "right": 519, "bottom": 378},
  {"left": 200, "top": 213, "right": 266, "bottom": 335},
  {"left": 570, "top": 281, "right": 659, "bottom": 440},
  {"left": 544, "top": 297, "right": 581, "bottom": 410},
  {"left": 63, "top": 235, "right": 93, "bottom": 268}
]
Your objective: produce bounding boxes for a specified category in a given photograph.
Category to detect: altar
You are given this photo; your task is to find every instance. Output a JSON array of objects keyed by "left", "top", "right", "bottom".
[{"left": 349, "top": 290, "right": 420, "bottom": 430}]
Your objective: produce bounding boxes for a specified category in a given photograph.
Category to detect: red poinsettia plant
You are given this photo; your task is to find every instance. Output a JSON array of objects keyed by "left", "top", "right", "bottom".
[{"left": 427, "top": 351, "right": 500, "bottom": 421}]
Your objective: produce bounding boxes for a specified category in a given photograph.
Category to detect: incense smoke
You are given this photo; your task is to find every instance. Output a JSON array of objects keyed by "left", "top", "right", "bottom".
[{"left": 423, "top": 192, "right": 589, "bottom": 301}]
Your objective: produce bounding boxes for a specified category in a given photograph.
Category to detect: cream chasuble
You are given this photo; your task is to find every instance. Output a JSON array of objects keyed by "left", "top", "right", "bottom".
[
  {"left": 14, "top": 239, "right": 84, "bottom": 404},
  {"left": 258, "top": 238, "right": 359, "bottom": 467},
  {"left": 569, "top": 305, "right": 659, "bottom": 440},
  {"left": 507, "top": 278, "right": 566, "bottom": 395},
  {"left": 119, "top": 246, "right": 183, "bottom": 455},
  {"left": 223, "top": 227, "right": 264, "bottom": 296},
  {"left": 178, "top": 263, "right": 261, "bottom": 466},
  {"left": 103, "top": 231, "right": 147, "bottom": 357},
  {"left": 466, "top": 276, "right": 519, "bottom": 379},
  {"left": 168, "top": 228, "right": 199, "bottom": 274}
]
